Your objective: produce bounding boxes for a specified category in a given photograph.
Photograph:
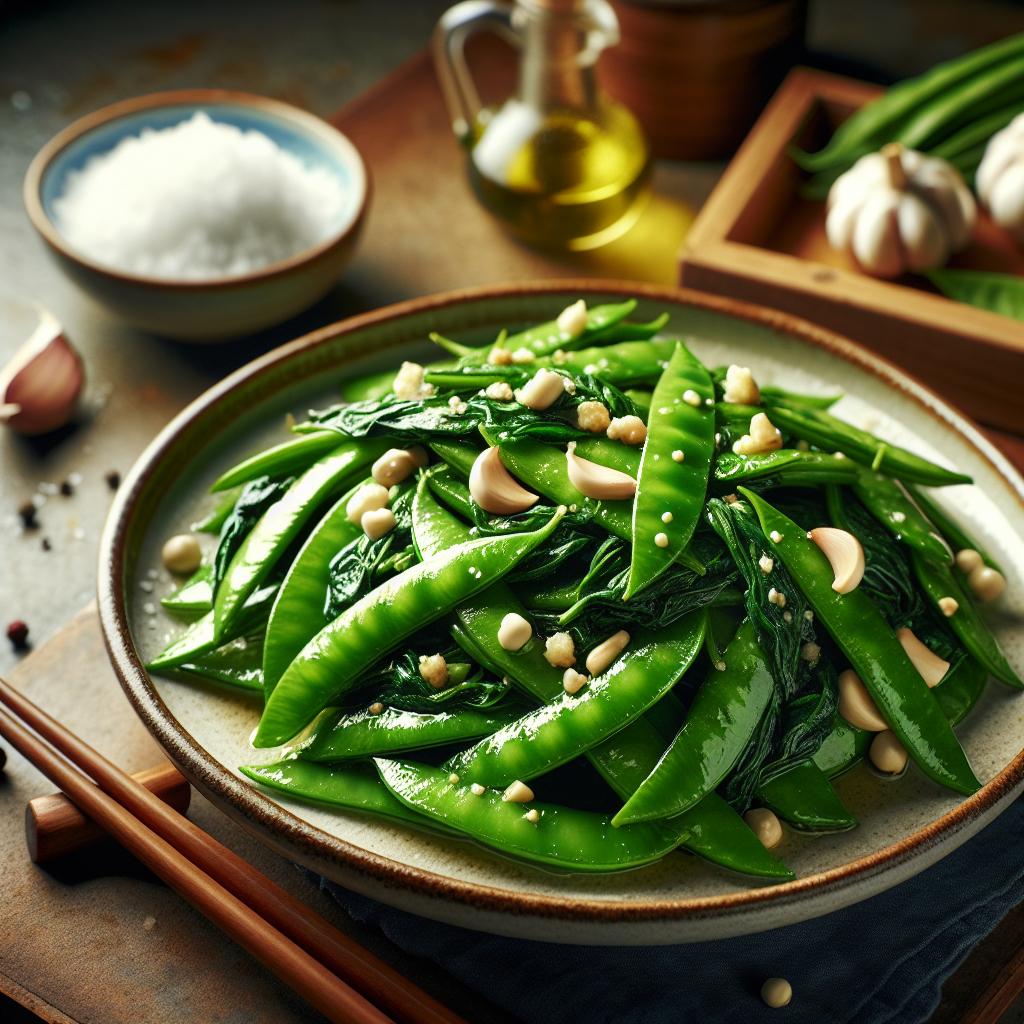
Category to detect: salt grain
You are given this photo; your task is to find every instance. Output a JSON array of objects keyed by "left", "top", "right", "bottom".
[{"left": 54, "top": 113, "right": 350, "bottom": 280}]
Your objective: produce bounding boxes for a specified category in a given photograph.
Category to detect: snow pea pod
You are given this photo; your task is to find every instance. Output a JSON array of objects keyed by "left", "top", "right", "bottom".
[
  {"left": 214, "top": 441, "right": 385, "bottom": 639},
  {"left": 255, "top": 507, "right": 566, "bottom": 746},
  {"left": 148, "top": 582, "right": 278, "bottom": 671},
  {"left": 540, "top": 338, "right": 677, "bottom": 387},
  {"left": 751, "top": 403, "right": 973, "bottom": 487},
  {"left": 757, "top": 761, "right": 857, "bottom": 832},
  {"left": 211, "top": 430, "right": 344, "bottom": 492},
  {"left": 714, "top": 450, "right": 858, "bottom": 488},
  {"left": 627, "top": 344, "right": 715, "bottom": 598},
  {"left": 812, "top": 717, "right": 871, "bottom": 778},
  {"left": 743, "top": 488, "right": 980, "bottom": 795},
  {"left": 447, "top": 612, "right": 707, "bottom": 787},
  {"left": 240, "top": 758, "right": 447, "bottom": 832},
  {"left": 611, "top": 620, "right": 774, "bottom": 825},
  {"left": 192, "top": 488, "right": 241, "bottom": 534},
  {"left": 176, "top": 637, "right": 264, "bottom": 693},
  {"left": 853, "top": 471, "right": 952, "bottom": 565},
  {"left": 487, "top": 300, "right": 638, "bottom": 362},
  {"left": 261, "top": 482, "right": 365, "bottom": 696},
  {"left": 412, "top": 480, "right": 792, "bottom": 879},
  {"left": 302, "top": 703, "right": 524, "bottom": 762},
  {"left": 480, "top": 428, "right": 632, "bottom": 540},
  {"left": 586, "top": 312, "right": 669, "bottom": 345},
  {"left": 375, "top": 758, "right": 685, "bottom": 873},
  {"left": 911, "top": 552, "right": 1022, "bottom": 689},
  {"left": 428, "top": 439, "right": 480, "bottom": 480},
  {"left": 906, "top": 486, "right": 1004, "bottom": 573},
  {"left": 161, "top": 563, "right": 214, "bottom": 616}
]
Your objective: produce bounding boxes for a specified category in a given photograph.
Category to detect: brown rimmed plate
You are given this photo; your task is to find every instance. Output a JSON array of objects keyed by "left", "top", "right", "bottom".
[{"left": 98, "top": 282, "right": 1024, "bottom": 944}]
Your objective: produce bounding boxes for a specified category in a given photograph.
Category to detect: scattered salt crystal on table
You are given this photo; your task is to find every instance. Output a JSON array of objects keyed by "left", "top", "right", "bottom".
[{"left": 54, "top": 112, "right": 349, "bottom": 280}]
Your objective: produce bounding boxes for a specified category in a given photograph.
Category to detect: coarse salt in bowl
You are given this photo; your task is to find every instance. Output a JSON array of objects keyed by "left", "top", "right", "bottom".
[{"left": 24, "top": 91, "right": 370, "bottom": 342}]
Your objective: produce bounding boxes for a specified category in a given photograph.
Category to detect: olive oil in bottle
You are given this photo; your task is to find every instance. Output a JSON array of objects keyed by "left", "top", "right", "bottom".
[{"left": 435, "top": 0, "right": 650, "bottom": 251}]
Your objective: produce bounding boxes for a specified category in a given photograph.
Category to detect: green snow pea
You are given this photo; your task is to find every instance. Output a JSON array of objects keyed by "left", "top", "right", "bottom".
[
  {"left": 447, "top": 612, "right": 707, "bottom": 787},
  {"left": 585, "top": 312, "right": 669, "bottom": 345},
  {"left": 161, "top": 563, "right": 214, "bottom": 616},
  {"left": 148, "top": 582, "right": 278, "bottom": 671},
  {"left": 627, "top": 344, "right": 715, "bottom": 598},
  {"left": 240, "top": 758, "right": 448, "bottom": 832},
  {"left": 261, "top": 482, "right": 365, "bottom": 696},
  {"left": 624, "top": 389, "right": 652, "bottom": 417},
  {"left": 539, "top": 338, "right": 677, "bottom": 387},
  {"left": 301, "top": 703, "right": 525, "bottom": 762},
  {"left": 742, "top": 488, "right": 980, "bottom": 795},
  {"left": 176, "top": 637, "right": 264, "bottom": 693},
  {"left": 749, "top": 403, "right": 973, "bottom": 487},
  {"left": 852, "top": 471, "right": 951, "bottom": 565},
  {"left": 375, "top": 758, "right": 685, "bottom": 873},
  {"left": 412, "top": 481, "right": 791, "bottom": 879},
  {"left": 713, "top": 450, "right": 858, "bottom": 488},
  {"left": 907, "top": 485, "right": 1005, "bottom": 573},
  {"left": 571, "top": 436, "right": 640, "bottom": 476},
  {"left": 214, "top": 441, "right": 385, "bottom": 639},
  {"left": 911, "top": 552, "right": 1022, "bottom": 689},
  {"left": 812, "top": 717, "right": 871, "bottom": 778},
  {"left": 341, "top": 360, "right": 457, "bottom": 403},
  {"left": 611, "top": 620, "right": 774, "bottom": 825},
  {"left": 757, "top": 761, "right": 857, "bottom": 832},
  {"left": 211, "top": 431, "right": 344, "bottom": 492},
  {"left": 192, "top": 488, "right": 241, "bottom": 534},
  {"left": 428, "top": 439, "right": 480, "bottom": 480},
  {"left": 255, "top": 507, "right": 565, "bottom": 746},
  {"left": 479, "top": 428, "right": 632, "bottom": 540}
]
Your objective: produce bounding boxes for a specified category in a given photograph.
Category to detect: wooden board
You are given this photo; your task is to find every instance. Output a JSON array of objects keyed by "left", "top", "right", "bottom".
[
  {"left": 679, "top": 67, "right": 1024, "bottom": 436},
  {"left": 0, "top": 607, "right": 505, "bottom": 1024}
]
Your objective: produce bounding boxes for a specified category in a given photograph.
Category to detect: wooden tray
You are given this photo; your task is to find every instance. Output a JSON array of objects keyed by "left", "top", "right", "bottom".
[{"left": 678, "top": 67, "right": 1024, "bottom": 435}]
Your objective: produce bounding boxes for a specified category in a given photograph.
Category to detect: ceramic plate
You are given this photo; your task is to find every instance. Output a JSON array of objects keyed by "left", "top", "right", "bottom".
[{"left": 98, "top": 283, "right": 1024, "bottom": 945}]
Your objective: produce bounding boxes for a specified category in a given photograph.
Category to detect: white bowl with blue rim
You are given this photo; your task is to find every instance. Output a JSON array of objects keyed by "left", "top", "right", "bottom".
[{"left": 24, "top": 90, "right": 369, "bottom": 342}]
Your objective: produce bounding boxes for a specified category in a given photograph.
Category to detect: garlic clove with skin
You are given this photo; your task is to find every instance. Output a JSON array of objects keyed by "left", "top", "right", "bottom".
[{"left": 0, "top": 304, "right": 83, "bottom": 435}]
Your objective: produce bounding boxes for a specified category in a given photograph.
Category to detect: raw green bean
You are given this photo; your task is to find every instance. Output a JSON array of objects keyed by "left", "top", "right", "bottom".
[
  {"left": 447, "top": 611, "right": 707, "bottom": 787},
  {"left": 714, "top": 450, "right": 858, "bottom": 488},
  {"left": 375, "top": 758, "right": 685, "bottom": 873},
  {"left": 753, "top": 402, "right": 972, "bottom": 486},
  {"left": 161, "top": 563, "right": 214, "bottom": 615},
  {"left": 240, "top": 758, "right": 448, "bottom": 831},
  {"left": 627, "top": 344, "right": 715, "bottom": 598},
  {"left": 214, "top": 441, "right": 385, "bottom": 639},
  {"left": 611, "top": 619, "right": 774, "bottom": 824},
  {"left": 911, "top": 552, "right": 1022, "bottom": 689},
  {"left": 211, "top": 431, "right": 344, "bottom": 492},
  {"left": 907, "top": 485, "right": 1004, "bottom": 573},
  {"left": 302, "top": 704, "right": 524, "bottom": 762},
  {"left": 254, "top": 507, "right": 566, "bottom": 746},
  {"left": 261, "top": 483, "right": 365, "bottom": 696},
  {"left": 757, "top": 761, "right": 857, "bottom": 832},
  {"left": 742, "top": 488, "right": 980, "bottom": 795},
  {"left": 852, "top": 471, "right": 952, "bottom": 565}
]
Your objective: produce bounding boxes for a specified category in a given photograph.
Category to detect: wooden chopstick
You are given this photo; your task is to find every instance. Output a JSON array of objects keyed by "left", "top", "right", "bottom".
[
  {"left": 0, "top": 701, "right": 389, "bottom": 1024},
  {"left": 0, "top": 677, "right": 467, "bottom": 1024}
]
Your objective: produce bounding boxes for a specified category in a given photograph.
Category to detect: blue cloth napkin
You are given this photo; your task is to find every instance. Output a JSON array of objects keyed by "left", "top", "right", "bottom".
[{"left": 319, "top": 794, "right": 1024, "bottom": 1024}]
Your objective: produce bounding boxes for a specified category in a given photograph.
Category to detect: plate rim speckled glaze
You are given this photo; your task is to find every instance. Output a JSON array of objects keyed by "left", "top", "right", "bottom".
[{"left": 98, "top": 281, "right": 1024, "bottom": 943}]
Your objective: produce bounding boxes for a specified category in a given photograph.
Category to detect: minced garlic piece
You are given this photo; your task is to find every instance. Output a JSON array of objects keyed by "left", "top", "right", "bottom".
[
  {"left": 393, "top": 360, "right": 435, "bottom": 400},
  {"left": 758, "top": 554, "right": 774, "bottom": 574},
  {"left": 485, "top": 381, "right": 514, "bottom": 401},
  {"left": 544, "top": 632, "right": 576, "bottom": 668},
  {"left": 732, "top": 412, "right": 783, "bottom": 456},
  {"left": 489, "top": 347, "right": 512, "bottom": 366},
  {"left": 511, "top": 347, "right": 535, "bottom": 364},
  {"left": 418, "top": 653, "right": 449, "bottom": 689},
  {"left": 606, "top": 415, "right": 647, "bottom": 446},
  {"left": 576, "top": 400, "right": 611, "bottom": 434},
  {"left": 722, "top": 364, "right": 760, "bottom": 405}
]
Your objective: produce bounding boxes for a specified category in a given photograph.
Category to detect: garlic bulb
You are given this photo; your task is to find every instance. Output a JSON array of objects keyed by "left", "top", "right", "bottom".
[
  {"left": 0, "top": 305, "right": 83, "bottom": 435},
  {"left": 976, "top": 113, "right": 1024, "bottom": 241},
  {"left": 826, "top": 143, "right": 976, "bottom": 277}
]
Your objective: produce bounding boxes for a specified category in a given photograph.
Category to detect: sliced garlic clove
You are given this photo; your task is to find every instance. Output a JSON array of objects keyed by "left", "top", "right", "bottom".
[
  {"left": 896, "top": 627, "right": 950, "bottom": 687},
  {"left": 565, "top": 442, "right": 637, "bottom": 500},
  {"left": 838, "top": 669, "right": 888, "bottom": 732},
  {"left": 515, "top": 368, "right": 567, "bottom": 411},
  {"left": 809, "top": 527, "right": 865, "bottom": 594},
  {"left": 0, "top": 304, "right": 83, "bottom": 435},
  {"left": 469, "top": 446, "right": 539, "bottom": 514}
]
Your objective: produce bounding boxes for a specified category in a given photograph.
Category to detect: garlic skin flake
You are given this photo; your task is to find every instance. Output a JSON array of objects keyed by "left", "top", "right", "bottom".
[
  {"left": 0, "top": 305, "right": 84, "bottom": 435},
  {"left": 826, "top": 143, "right": 976, "bottom": 277},
  {"left": 565, "top": 442, "right": 637, "bottom": 500},
  {"left": 977, "top": 113, "right": 1024, "bottom": 241}
]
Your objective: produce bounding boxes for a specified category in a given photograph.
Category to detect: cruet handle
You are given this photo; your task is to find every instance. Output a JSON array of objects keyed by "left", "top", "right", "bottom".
[{"left": 432, "top": 1, "right": 519, "bottom": 143}]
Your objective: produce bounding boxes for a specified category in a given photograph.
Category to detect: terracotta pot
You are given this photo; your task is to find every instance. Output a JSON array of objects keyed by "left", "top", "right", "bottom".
[{"left": 600, "top": 0, "right": 807, "bottom": 159}]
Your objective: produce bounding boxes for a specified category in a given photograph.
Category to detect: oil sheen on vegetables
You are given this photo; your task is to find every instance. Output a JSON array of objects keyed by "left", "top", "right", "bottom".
[{"left": 469, "top": 100, "right": 649, "bottom": 251}]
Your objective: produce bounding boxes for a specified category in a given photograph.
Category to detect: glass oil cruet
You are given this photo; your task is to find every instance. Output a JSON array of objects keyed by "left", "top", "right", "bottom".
[{"left": 433, "top": 0, "right": 650, "bottom": 251}]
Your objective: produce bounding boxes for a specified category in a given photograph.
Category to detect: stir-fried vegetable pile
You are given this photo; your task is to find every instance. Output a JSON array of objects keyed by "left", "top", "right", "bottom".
[{"left": 150, "top": 299, "right": 1020, "bottom": 878}]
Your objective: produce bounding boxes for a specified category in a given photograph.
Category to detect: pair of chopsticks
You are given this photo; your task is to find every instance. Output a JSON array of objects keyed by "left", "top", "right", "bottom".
[{"left": 0, "top": 676, "right": 467, "bottom": 1024}]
